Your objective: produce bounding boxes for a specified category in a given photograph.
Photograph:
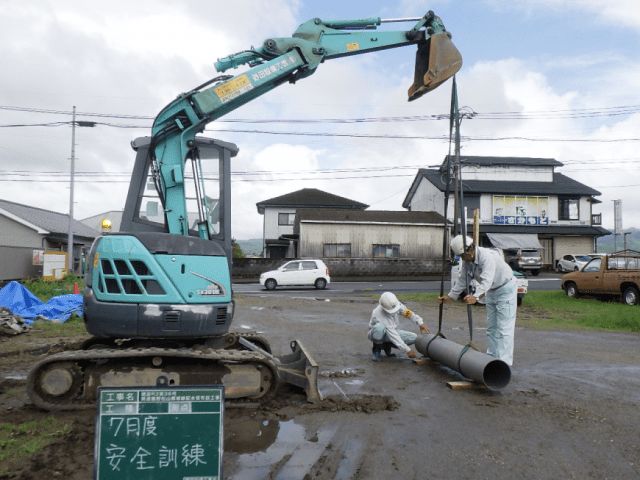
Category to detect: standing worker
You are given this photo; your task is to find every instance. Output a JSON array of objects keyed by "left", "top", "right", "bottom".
[
  {"left": 438, "top": 236, "right": 517, "bottom": 365},
  {"left": 368, "top": 292, "right": 430, "bottom": 361}
]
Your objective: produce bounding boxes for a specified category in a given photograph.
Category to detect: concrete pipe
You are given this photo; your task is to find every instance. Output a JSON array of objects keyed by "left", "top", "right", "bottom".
[{"left": 415, "top": 334, "right": 511, "bottom": 390}]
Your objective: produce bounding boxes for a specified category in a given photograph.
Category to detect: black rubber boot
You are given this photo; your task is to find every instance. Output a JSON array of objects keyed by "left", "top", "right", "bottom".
[
  {"left": 382, "top": 342, "right": 397, "bottom": 358},
  {"left": 372, "top": 344, "right": 382, "bottom": 362}
]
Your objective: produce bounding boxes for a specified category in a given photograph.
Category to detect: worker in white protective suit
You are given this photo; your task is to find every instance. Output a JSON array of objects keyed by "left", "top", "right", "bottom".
[
  {"left": 368, "top": 292, "right": 430, "bottom": 362},
  {"left": 438, "top": 235, "right": 517, "bottom": 365}
]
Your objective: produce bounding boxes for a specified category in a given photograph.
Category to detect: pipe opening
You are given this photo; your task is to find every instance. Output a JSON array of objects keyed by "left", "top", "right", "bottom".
[{"left": 482, "top": 360, "right": 511, "bottom": 390}]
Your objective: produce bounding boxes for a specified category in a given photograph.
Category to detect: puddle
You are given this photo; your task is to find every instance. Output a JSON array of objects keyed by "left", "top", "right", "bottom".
[{"left": 227, "top": 418, "right": 339, "bottom": 479}]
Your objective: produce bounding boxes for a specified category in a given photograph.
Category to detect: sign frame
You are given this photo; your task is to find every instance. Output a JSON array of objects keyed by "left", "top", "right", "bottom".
[{"left": 94, "top": 384, "right": 224, "bottom": 480}]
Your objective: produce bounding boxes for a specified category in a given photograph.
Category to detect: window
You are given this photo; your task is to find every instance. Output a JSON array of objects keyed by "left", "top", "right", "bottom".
[
  {"left": 324, "top": 244, "right": 351, "bottom": 258},
  {"left": 559, "top": 198, "right": 579, "bottom": 220},
  {"left": 278, "top": 213, "right": 296, "bottom": 226},
  {"left": 301, "top": 261, "right": 318, "bottom": 270},
  {"left": 282, "top": 262, "right": 300, "bottom": 271},
  {"left": 373, "top": 245, "right": 399, "bottom": 258},
  {"left": 584, "top": 258, "right": 601, "bottom": 273}
]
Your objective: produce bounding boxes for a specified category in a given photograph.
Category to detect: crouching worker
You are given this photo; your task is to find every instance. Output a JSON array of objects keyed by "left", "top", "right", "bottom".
[{"left": 368, "top": 292, "right": 430, "bottom": 362}]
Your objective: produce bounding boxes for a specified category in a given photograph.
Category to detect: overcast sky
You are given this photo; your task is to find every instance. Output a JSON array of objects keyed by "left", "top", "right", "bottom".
[{"left": 1, "top": 0, "right": 639, "bottom": 240}]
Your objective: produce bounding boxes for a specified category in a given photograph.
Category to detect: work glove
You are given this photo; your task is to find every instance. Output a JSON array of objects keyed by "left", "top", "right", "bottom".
[
  {"left": 407, "top": 350, "right": 416, "bottom": 359},
  {"left": 438, "top": 295, "right": 453, "bottom": 305}
]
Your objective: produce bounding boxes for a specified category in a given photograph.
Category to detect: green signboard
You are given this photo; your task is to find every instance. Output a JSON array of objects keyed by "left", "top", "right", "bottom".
[{"left": 94, "top": 385, "right": 224, "bottom": 480}]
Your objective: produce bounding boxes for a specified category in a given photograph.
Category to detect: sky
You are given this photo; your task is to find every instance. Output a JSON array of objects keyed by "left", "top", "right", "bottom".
[{"left": 1, "top": 0, "right": 639, "bottom": 240}]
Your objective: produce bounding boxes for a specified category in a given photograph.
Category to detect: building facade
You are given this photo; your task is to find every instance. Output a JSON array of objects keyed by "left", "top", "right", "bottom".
[
  {"left": 256, "top": 188, "right": 368, "bottom": 258},
  {"left": 403, "top": 156, "right": 610, "bottom": 267},
  {"left": 296, "top": 209, "right": 446, "bottom": 260},
  {"left": 0, "top": 199, "right": 99, "bottom": 281}
]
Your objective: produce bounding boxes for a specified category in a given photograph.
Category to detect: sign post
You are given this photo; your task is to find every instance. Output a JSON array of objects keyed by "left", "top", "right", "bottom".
[{"left": 94, "top": 385, "right": 224, "bottom": 480}]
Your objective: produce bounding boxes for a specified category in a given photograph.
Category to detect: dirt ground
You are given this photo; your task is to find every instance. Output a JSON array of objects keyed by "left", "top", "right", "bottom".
[{"left": 1, "top": 294, "right": 639, "bottom": 479}]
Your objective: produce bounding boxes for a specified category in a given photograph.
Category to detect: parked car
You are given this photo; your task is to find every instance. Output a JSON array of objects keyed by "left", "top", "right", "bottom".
[
  {"left": 260, "top": 259, "right": 330, "bottom": 290},
  {"left": 561, "top": 252, "right": 640, "bottom": 305},
  {"left": 556, "top": 254, "right": 592, "bottom": 272},
  {"left": 503, "top": 248, "right": 543, "bottom": 276}
]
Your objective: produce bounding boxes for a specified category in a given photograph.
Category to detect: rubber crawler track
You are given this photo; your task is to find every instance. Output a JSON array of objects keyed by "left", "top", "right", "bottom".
[{"left": 26, "top": 346, "right": 280, "bottom": 411}]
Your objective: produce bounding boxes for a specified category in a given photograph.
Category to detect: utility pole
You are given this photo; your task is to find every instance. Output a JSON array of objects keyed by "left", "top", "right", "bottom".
[
  {"left": 68, "top": 106, "right": 76, "bottom": 274},
  {"left": 67, "top": 107, "right": 96, "bottom": 275}
]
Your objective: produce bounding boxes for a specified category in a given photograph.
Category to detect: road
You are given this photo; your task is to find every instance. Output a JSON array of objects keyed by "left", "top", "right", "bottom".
[{"left": 233, "top": 271, "right": 563, "bottom": 297}]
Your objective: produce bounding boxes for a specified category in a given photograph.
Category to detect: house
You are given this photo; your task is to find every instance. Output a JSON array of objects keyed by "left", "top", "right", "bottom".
[
  {"left": 402, "top": 156, "right": 610, "bottom": 267},
  {"left": 256, "top": 188, "right": 368, "bottom": 258},
  {"left": 296, "top": 209, "right": 446, "bottom": 258},
  {"left": 294, "top": 208, "right": 447, "bottom": 276},
  {"left": 0, "top": 199, "right": 100, "bottom": 281}
]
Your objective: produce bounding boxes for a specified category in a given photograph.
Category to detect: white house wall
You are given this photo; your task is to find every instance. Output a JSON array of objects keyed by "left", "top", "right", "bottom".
[
  {"left": 461, "top": 165, "right": 553, "bottom": 182},
  {"left": 0, "top": 215, "right": 43, "bottom": 248},
  {"left": 299, "top": 222, "right": 442, "bottom": 258},
  {"left": 409, "top": 178, "right": 444, "bottom": 213}
]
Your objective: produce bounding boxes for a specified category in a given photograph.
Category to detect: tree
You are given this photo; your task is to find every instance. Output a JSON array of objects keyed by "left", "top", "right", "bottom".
[{"left": 232, "top": 240, "right": 245, "bottom": 259}]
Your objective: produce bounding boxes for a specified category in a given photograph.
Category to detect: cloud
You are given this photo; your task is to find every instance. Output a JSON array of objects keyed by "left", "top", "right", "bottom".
[{"left": 489, "top": 0, "right": 640, "bottom": 30}]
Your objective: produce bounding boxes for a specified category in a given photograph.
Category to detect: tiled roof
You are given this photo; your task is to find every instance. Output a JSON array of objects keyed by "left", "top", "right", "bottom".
[
  {"left": 0, "top": 198, "right": 100, "bottom": 239},
  {"left": 479, "top": 224, "right": 610, "bottom": 237},
  {"left": 81, "top": 211, "right": 123, "bottom": 232},
  {"left": 256, "top": 188, "right": 369, "bottom": 214},
  {"left": 403, "top": 169, "right": 601, "bottom": 208},
  {"left": 442, "top": 155, "right": 563, "bottom": 168}
]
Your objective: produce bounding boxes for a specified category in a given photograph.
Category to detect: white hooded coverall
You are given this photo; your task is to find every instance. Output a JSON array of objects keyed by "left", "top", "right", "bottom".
[
  {"left": 368, "top": 303, "right": 425, "bottom": 353},
  {"left": 448, "top": 247, "right": 517, "bottom": 365}
]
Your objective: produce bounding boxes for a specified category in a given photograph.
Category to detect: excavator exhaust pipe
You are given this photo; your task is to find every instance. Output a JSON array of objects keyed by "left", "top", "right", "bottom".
[
  {"left": 408, "top": 32, "right": 463, "bottom": 101},
  {"left": 415, "top": 334, "right": 511, "bottom": 390}
]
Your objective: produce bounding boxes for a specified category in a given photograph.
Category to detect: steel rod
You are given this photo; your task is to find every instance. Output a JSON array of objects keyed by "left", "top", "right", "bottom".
[{"left": 415, "top": 334, "right": 511, "bottom": 390}]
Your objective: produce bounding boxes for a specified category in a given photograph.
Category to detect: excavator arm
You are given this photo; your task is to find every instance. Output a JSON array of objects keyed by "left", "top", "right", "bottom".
[{"left": 149, "top": 10, "right": 462, "bottom": 237}]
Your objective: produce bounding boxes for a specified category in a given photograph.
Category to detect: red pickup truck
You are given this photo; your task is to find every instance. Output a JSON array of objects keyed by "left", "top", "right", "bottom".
[{"left": 561, "top": 251, "right": 640, "bottom": 305}]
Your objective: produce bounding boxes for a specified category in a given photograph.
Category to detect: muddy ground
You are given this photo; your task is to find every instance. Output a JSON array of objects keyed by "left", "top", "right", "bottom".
[{"left": 1, "top": 294, "right": 639, "bottom": 479}]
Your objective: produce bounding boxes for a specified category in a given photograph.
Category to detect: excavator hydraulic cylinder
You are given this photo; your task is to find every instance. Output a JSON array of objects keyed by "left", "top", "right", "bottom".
[{"left": 415, "top": 334, "right": 511, "bottom": 390}]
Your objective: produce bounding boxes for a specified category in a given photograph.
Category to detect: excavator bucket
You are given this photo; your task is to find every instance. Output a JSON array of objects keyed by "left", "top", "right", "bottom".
[{"left": 408, "top": 32, "right": 463, "bottom": 101}]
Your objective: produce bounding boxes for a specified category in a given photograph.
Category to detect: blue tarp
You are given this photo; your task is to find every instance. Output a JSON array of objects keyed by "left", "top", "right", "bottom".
[{"left": 0, "top": 281, "right": 82, "bottom": 325}]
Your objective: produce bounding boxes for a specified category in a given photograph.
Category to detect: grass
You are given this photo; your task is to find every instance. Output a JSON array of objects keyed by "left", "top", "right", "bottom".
[
  {"left": 30, "top": 313, "right": 88, "bottom": 337},
  {"left": 20, "top": 274, "right": 85, "bottom": 302},
  {"left": 0, "top": 418, "right": 73, "bottom": 475},
  {"left": 392, "top": 291, "right": 640, "bottom": 332},
  {"left": 518, "top": 290, "right": 640, "bottom": 332}
]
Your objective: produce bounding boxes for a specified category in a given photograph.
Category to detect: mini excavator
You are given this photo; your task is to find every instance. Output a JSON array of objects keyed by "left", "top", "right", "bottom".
[{"left": 27, "top": 11, "right": 462, "bottom": 410}]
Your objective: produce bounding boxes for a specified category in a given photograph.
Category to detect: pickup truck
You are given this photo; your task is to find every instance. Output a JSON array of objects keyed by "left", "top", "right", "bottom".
[{"left": 561, "top": 251, "right": 640, "bottom": 305}]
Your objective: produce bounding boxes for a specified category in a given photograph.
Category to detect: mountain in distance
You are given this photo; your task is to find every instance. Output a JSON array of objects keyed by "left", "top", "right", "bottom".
[
  {"left": 235, "top": 238, "right": 263, "bottom": 256},
  {"left": 596, "top": 227, "right": 640, "bottom": 253}
]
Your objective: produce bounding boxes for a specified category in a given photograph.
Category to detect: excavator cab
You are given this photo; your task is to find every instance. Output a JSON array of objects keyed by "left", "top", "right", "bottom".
[{"left": 408, "top": 32, "right": 462, "bottom": 101}]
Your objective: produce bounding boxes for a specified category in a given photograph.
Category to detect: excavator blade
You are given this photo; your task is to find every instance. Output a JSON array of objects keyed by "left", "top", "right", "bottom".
[
  {"left": 276, "top": 340, "right": 321, "bottom": 403},
  {"left": 408, "top": 32, "right": 463, "bottom": 101},
  {"left": 238, "top": 337, "right": 321, "bottom": 403}
]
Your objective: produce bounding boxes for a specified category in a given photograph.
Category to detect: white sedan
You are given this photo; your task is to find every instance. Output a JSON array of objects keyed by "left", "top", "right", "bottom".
[
  {"left": 260, "top": 259, "right": 331, "bottom": 290},
  {"left": 556, "top": 254, "right": 592, "bottom": 272}
]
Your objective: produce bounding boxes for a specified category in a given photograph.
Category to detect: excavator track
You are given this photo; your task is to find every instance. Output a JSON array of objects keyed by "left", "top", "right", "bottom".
[{"left": 27, "top": 347, "right": 279, "bottom": 412}]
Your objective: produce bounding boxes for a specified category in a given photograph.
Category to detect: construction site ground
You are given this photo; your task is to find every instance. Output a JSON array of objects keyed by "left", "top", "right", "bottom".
[{"left": 1, "top": 294, "right": 639, "bottom": 479}]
